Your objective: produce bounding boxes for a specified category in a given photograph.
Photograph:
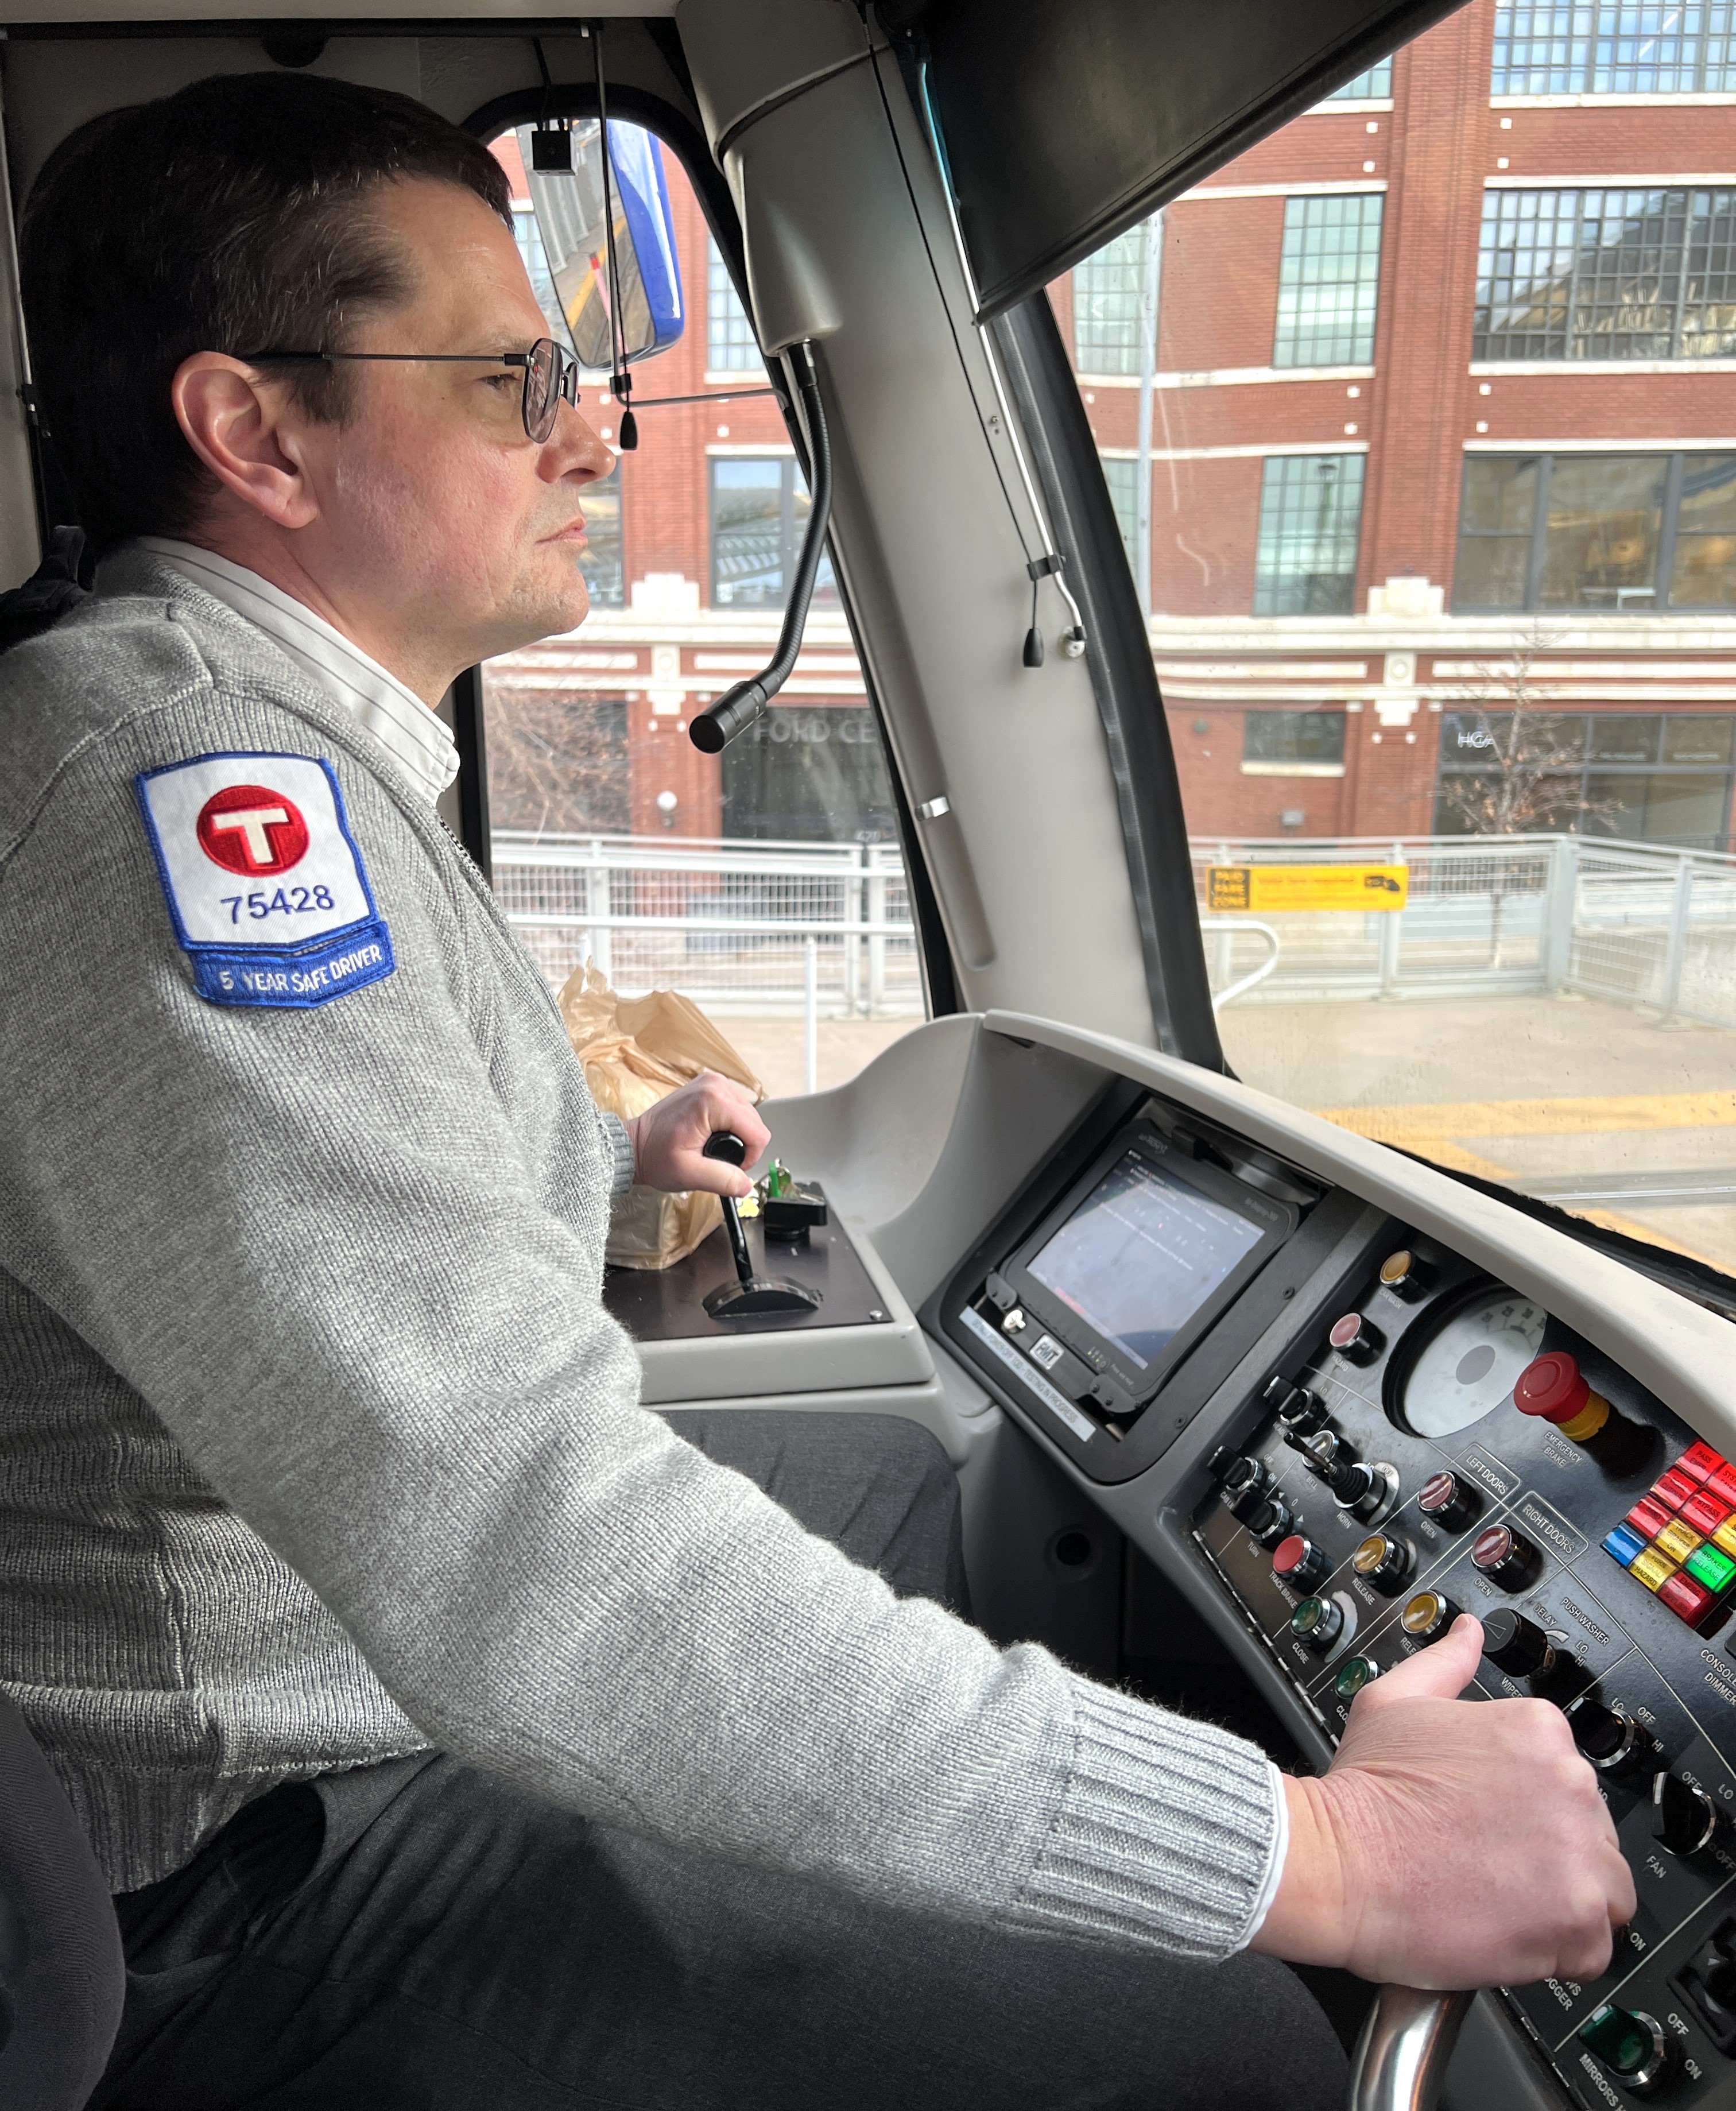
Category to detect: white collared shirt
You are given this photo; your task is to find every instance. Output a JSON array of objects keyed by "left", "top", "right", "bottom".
[{"left": 141, "top": 538, "right": 459, "bottom": 807}]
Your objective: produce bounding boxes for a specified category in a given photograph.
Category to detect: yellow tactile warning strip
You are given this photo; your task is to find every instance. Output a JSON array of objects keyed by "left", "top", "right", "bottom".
[
  {"left": 1312, "top": 1093, "right": 1736, "bottom": 1262},
  {"left": 1318, "top": 1093, "right": 1736, "bottom": 1141}
]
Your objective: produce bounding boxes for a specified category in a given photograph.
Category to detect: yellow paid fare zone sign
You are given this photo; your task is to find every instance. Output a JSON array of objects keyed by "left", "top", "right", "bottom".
[{"left": 1206, "top": 863, "right": 1409, "bottom": 913}]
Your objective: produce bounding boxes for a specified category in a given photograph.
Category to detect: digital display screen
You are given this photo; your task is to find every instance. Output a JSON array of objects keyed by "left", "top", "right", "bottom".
[{"left": 1026, "top": 1151, "right": 1265, "bottom": 1371}]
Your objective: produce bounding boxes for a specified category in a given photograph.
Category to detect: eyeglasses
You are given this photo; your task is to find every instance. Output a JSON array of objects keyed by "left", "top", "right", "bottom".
[{"left": 240, "top": 336, "right": 580, "bottom": 444}]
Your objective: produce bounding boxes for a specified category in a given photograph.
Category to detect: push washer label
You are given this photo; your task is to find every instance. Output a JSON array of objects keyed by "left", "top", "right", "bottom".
[{"left": 135, "top": 752, "right": 394, "bottom": 1009}]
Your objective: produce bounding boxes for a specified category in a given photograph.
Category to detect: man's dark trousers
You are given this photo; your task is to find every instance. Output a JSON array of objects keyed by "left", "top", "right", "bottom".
[{"left": 92, "top": 1411, "right": 1345, "bottom": 2111}]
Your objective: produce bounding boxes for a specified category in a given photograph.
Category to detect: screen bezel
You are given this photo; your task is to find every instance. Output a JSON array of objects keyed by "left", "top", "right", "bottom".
[{"left": 1001, "top": 1123, "right": 1297, "bottom": 1405}]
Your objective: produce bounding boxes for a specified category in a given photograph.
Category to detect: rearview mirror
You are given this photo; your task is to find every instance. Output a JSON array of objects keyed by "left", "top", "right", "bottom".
[{"left": 515, "top": 121, "right": 684, "bottom": 370}]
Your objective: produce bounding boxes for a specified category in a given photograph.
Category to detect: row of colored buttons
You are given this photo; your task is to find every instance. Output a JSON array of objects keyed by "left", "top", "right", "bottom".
[{"left": 1603, "top": 1442, "right": 1736, "bottom": 1627}]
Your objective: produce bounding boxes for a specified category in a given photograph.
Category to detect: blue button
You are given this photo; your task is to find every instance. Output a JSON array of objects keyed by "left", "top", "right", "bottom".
[{"left": 1603, "top": 1524, "right": 1646, "bottom": 1568}]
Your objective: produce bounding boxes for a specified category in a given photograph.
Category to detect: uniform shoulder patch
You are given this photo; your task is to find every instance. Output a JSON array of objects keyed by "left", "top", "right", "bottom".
[{"left": 135, "top": 752, "right": 395, "bottom": 1009}]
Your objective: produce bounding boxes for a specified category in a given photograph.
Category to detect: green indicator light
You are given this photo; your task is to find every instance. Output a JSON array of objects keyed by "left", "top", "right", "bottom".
[
  {"left": 1578, "top": 2005, "right": 1653, "bottom": 2078},
  {"left": 1688, "top": 1543, "right": 1736, "bottom": 1593},
  {"left": 1335, "top": 1656, "right": 1380, "bottom": 1700},
  {"left": 1291, "top": 1597, "right": 1329, "bottom": 1637}
]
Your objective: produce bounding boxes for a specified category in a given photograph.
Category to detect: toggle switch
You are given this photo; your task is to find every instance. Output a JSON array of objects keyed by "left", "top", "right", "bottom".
[
  {"left": 1273, "top": 1535, "right": 1333, "bottom": 1593},
  {"left": 1563, "top": 1695, "right": 1663, "bottom": 1780},
  {"left": 1481, "top": 1606, "right": 1557, "bottom": 1679},
  {"left": 1417, "top": 1470, "right": 1481, "bottom": 1533},
  {"left": 1577, "top": 2004, "right": 1673, "bottom": 2094},
  {"left": 1653, "top": 1770, "right": 1720, "bottom": 1859},
  {"left": 1352, "top": 1532, "right": 1415, "bottom": 1595},
  {"left": 1329, "top": 1311, "right": 1385, "bottom": 1364},
  {"left": 1472, "top": 1523, "right": 1540, "bottom": 1591},
  {"left": 1290, "top": 1595, "right": 1345, "bottom": 1653}
]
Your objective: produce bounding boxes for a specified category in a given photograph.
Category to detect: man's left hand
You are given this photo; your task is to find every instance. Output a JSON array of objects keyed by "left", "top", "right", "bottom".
[{"left": 625, "top": 1072, "right": 771, "bottom": 1197}]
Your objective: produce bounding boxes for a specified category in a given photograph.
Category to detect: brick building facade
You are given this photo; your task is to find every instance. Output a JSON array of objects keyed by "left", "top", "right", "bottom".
[{"left": 486, "top": 6, "right": 1736, "bottom": 854}]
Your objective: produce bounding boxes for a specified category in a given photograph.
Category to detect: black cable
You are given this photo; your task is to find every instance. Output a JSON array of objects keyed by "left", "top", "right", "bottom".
[
  {"left": 689, "top": 344, "right": 831, "bottom": 753},
  {"left": 591, "top": 23, "right": 637, "bottom": 448}
]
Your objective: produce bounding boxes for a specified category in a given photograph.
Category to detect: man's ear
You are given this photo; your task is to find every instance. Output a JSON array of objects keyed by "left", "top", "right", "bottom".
[{"left": 170, "top": 355, "right": 320, "bottom": 529}]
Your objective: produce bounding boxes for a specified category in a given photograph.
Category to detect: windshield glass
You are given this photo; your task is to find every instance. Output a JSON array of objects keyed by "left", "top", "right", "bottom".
[
  {"left": 477, "top": 126, "right": 924, "bottom": 1101},
  {"left": 1056, "top": 9, "right": 1736, "bottom": 1278}
]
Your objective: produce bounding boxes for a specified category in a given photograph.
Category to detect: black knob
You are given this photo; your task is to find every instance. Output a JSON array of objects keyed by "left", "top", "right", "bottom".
[
  {"left": 1578, "top": 2004, "right": 1673, "bottom": 2094},
  {"left": 1482, "top": 1607, "right": 1556, "bottom": 1679},
  {"left": 1246, "top": 1494, "right": 1295, "bottom": 1549},
  {"left": 1471, "top": 1524, "right": 1541, "bottom": 1591},
  {"left": 1273, "top": 1535, "right": 1332, "bottom": 1593},
  {"left": 1329, "top": 1311, "right": 1385, "bottom": 1364},
  {"left": 1378, "top": 1249, "right": 1430, "bottom": 1302},
  {"left": 1564, "top": 1696, "right": 1663, "bottom": 1777},
  {"left": 1220, "top": 1455, "right": 1273, "bottom": 1513},
  {"left": 1352, "top": 1532, "right": 1415, "bottom": 1595},
  {"left": 1417, "top": 1470, "right": 1480, "bottom": 1533},
  {"left": 1290, "top": 1595, "right": 1344, "bottom": 1653},
  {"left": 702, "top": 1129, "right": 748, "bottom": 1168},
  {"left": 1400, "top": 1590, "right": 1459, "bottom": 1644},
  {"left": 1264, "top": 1374, "right": 1327, "bottom": 1435},
  {"left": 1653, "top": 1771, "right": 1720, "bottom": 1858}
]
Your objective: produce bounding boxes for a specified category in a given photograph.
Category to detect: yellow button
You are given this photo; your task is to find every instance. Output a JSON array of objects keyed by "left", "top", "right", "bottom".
[
  {"left": 1632, "top": 1547, "right": 1680, "bottom": 1593},
  {"left": 1712, "top": 1517, "right": 1736, "bottom": 1560},
  {"left": 1656, "top": 1519, "right": 1704, "bottom": 1563}
]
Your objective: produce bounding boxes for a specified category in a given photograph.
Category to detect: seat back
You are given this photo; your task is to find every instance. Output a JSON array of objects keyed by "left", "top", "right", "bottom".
[{"left": 0, "top": 1692, "right": 125, "bottom": 2111}]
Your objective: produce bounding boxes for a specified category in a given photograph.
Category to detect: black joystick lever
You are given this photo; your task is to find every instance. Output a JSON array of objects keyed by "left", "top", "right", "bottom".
[{"left": 700, "top": 1132, "right": 822, "bottom": 1321}]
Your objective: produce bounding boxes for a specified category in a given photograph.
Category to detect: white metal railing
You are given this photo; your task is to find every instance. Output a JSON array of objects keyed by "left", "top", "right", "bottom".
[
  {"left": 1192, "top": 834, "right": 1736, "bottom": 1029},
  {"left": 491, "top": 831, "right": 922, "bottom": 1020},
  {"left": 493, "top": 829, "right": 1736, "bottom": 1039}
]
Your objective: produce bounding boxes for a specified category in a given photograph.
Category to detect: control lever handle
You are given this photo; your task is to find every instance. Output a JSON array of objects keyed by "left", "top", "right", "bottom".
[
  {"left": 699, "top": 1132, "right": 821, "bottom": 1320},
  {"left": 701, "top": 1130, "right": 753, "bottom": 1287},
  {"left": 1348, "top": 1988, "right": 1471, "bottom": 2111}
]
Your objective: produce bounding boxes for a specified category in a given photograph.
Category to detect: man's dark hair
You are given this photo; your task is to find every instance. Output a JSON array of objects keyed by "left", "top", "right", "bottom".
[{"left": 20, "top": 71, "right": 513, "bottom": 556}]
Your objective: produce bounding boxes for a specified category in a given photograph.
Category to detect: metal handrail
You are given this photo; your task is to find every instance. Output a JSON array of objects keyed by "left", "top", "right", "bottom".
[
  {"left": 1199, "top": 917, "right": 1280, "bottom": 1009},
  {"left": 1348, "top": 1989, "right": 1472, "bottom": 2111}
]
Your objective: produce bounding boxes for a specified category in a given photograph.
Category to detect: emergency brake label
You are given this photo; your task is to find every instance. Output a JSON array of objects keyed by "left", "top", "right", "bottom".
[{"left": 135, "top": 751, "right": 395, "bottom": 1009}]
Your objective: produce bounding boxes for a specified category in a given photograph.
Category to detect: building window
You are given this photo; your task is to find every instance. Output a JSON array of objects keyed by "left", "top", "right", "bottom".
[
  {"left": 1099, "top": 458, "right": 1140, "bottom": 574},
  {"left": 1325, "top": 57, "right": 1394, "bottom": 98},
  {"left": 707, "top": 237, "right": 760, "bottom": 372},
  {"left": 1273, "top": 194, "right": 1384, "bottom": 368},
  {"left": 1475, "top": 188, "right": 1736, "bottom": 361},
  {"left": 1491, "top": 0, "right": 1736, "bottom": 94},
  {"left": 576, "top": 460, "right": 625, "bottom": 611},
  {"left": 1243, "top": 710, "right": 1347, "bottom": 769},
  {"left": 1436, "top": 711, "right": 1736, "bottom": 850},
  {"left": 1455, "top": 452, "right": 1736, "bottom": 610},
  {"left": 1073, "top": 225, "right": 1152, "bottom": 375},
  {"left": 1253, "top": 454, "right": 1367, "bottom": 615},
  {"left": 710, "top": 457, "right": 838, "bottom": 610},
  {"left": 719, "top": 706, "right": 899, "bottom": 843}
]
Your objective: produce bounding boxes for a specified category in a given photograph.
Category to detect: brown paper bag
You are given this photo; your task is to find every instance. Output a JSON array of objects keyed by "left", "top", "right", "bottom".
[{"left": 556, "top": 962, "right": 763, "bottom": 1269}]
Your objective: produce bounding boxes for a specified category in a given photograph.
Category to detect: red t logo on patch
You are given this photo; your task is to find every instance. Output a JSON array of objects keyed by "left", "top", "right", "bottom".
[{"left": 195, "top": 784, "right": 311, "bottom": 876}]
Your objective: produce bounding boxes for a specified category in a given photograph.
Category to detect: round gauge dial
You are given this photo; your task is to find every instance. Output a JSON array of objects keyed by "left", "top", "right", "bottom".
[{"left": 1395, "top": 1289, "right": 1548, "bottom": 1438}]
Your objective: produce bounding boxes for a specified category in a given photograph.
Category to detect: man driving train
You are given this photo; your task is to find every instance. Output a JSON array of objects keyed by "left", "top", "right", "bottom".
[{"left": 0, "top": 69, "right": 1632, "bottom": 2109}]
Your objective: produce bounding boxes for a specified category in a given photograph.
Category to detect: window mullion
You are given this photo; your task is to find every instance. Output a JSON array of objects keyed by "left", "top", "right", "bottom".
[
  {"left": 1657, "top": 452, "right": 1685, "bottom": 607},
  {"left": 1527, "top": 454, "right": 1553, "bottom": 609}
]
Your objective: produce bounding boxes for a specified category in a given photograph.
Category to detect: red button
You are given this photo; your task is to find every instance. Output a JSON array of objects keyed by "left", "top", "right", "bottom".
[
  {"left": 1709, "top": 1463, "right": 1736, "bottom": 1506},
  {"left": 1680, "top": 1443, "right": 1726, "bottom": 1484},
  {"left": 1514, "top": 1351, "right": 1591, "bottom": 1425},
  {"left": 1653, "top": 1469, "right": 1699, "bottom": 1513},
  {"left": 1626, "top": 1496, "right": 1675, "bottom": 1541},
  {"left": 1683, "top": 1490, "right": 1733, "bottom": 1536},
  {"left": 1659, "top": 1572, "right": 1716, "bottom": 1626}
]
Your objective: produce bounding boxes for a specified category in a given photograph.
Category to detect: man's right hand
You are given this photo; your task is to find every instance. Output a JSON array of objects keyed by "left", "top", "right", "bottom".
[{"left": 1251, "top": 1615, "right": 1635, "bottom": 1989}]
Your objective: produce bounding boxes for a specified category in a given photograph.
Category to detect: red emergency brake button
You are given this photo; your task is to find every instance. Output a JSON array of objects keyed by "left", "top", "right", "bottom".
[{"left": 1514, "top": 1352, "right": 1610, "bottom": 1444}]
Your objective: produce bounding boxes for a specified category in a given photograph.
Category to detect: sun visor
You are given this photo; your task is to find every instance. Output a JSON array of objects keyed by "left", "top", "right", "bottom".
[{"left": 882, "top": 0, "right": 1471, "bottom": 319}]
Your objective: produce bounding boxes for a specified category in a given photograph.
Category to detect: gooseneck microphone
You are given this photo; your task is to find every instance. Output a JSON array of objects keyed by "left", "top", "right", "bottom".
[{"left": 689, "top": 342, "right": 832, "bottom": 754}]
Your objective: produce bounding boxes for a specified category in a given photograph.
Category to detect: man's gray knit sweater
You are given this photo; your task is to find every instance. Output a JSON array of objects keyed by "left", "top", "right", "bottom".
[{"left": 0, "top": 548, "right": 1281, "bottom": 1955}]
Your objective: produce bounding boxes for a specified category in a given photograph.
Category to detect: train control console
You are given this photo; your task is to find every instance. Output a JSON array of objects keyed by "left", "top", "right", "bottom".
[
  {"left": 927, "top": 1070, "right": 1736, "bottom": 2111},
  {"left": 1196, "top": 1235, "right": 1736, "bottom": 2111}
]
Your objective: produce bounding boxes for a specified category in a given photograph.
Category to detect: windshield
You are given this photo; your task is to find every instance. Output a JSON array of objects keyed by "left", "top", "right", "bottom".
[{"left": 1057, "top": 9, "right": 1736, "bottom": 1280}]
